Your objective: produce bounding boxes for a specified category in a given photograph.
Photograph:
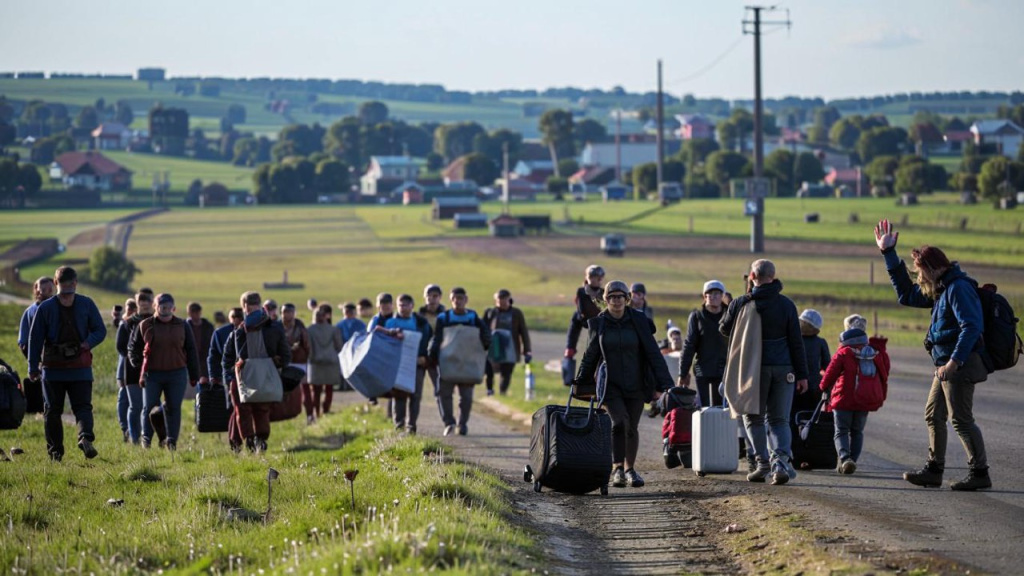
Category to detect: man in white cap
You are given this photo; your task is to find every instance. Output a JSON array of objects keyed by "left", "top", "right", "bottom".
[{"left": 678, "top": 280, "right": 729, "bottom": 408}]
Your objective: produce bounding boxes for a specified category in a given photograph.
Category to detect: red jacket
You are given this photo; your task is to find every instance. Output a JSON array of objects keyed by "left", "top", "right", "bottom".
[{"left": 820, "top": 337, "right": 890, "bottom": 412}]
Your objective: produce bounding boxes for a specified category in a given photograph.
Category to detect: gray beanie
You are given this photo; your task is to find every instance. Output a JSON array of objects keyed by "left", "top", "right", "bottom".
[
  {"left": 840, "top": 328, "right": 868, "bottom": 347},
  {"left": 844, "top": 314, "right": 867, "bottom": 332},
  {"left": 799, "top": 309, "right": 823, "bottom": 331}
]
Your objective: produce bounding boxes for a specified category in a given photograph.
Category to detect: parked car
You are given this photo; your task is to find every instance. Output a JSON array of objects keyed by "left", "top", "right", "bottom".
[{"left": 601, "top": 233, "right": 625, "bottom": 256}]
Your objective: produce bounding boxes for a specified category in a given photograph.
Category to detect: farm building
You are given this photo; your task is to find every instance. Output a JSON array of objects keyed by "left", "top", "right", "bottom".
[{"left": 433, "top": 197, "right": 480, "bottom": 220}]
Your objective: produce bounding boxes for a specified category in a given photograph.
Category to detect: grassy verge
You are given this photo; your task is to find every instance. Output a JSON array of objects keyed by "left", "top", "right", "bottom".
[{"left": 0, "top": 307, "right": 541, "bottom": 575}]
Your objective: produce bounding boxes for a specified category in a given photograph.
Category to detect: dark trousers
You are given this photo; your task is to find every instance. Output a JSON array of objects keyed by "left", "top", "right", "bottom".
[
  {"left": 437, "top": 380, "right": 474, "bottom": 427},
  {"left": 485, "top": 361, "right": 516, "bottom": 394},
  {"left": 229, "top": 379, "right": 271, "bottom": 441},
  {"left": 322, "top": 384, "right": 334, "bottom": 413},
  {"left": 302, "top": 383, "right": 325, "bottom": 418},
  {"left": 42, "top": 378, "right": 94, "bottom": 458},
  {"left": 694, "top": 375, "right": 723, "bottom": 408},
  {"left": 394, "top": 366, "right": 426, "bottom": 428},
  {"left": 604, "top": 395, "right": 645, "bottom": 466},
  {"left": 925, "top": 352, "right": 988, "bottom": 471}
]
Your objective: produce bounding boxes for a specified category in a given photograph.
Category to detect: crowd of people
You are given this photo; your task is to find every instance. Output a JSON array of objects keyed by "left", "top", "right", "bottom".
[{"left": 11, "top": 219, "right": 995, "bottom": 491}]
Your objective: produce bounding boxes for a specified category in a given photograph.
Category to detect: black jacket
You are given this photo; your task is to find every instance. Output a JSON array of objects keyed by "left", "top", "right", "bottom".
[
  {"left": 576, "top": 308, "right": 673, "bottom": 401},
  {"left": 719, "top": 279, "right": 808, "bottom": 381},
  {"left": 116, "top": 312, "right": 152, "bottom": 386},
  {"left": 679, "top": 306, "right": 727, "bottom": 379}
]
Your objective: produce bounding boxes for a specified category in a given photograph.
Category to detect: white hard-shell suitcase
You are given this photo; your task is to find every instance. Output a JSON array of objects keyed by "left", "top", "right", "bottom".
[{"left": 691, "top": 384, "right": 739, "bottom": 476}]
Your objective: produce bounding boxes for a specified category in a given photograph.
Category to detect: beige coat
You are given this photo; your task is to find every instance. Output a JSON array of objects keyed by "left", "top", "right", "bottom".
[{"left": 722, "top": 302, "right": 762, "bottom": 418}]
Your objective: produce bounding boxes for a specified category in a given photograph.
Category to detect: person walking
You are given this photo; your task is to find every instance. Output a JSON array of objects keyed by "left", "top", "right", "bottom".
[
  {"left": 564, "top": 264, "right": 605, "bottom": 361},
  {"left": 574, "top": 280, "right": 673, "bottom": 488},
  {"left": 128, "top": 294, "right": 200, "bottom": 451},
  {"left": 629, "top": 282, "right": 655, "bottom": 324},
  {"left": 819, "top": 326, "right": 890, "bottom": 474},
  {"left": 419, "top": 284, "right": 446, "bottom": 396},
  {"left": 429, "top": 287, "right": 490, "bottom": 436},
  {"left": 17, "top": 276, "right": 55, "bottom": 357},
  {"left": 281, "top": 302, "right": 311, "bottom": 412},
  {"left": 678, "top": 280, "right": 729, "bottom": 408},
  {"left": 306, "top": 303, "right": 343, "bottom": 424},
  {"left": 116, "top": 291, "right": 154, "bottom": 444},
  {"left": 382, "top": 294, "right": 432, "bottom": 434},
  {"left": 223, "top": 291, "right": 291, "bottom": 453},
  {"left": 26, "top": 266, "right": 106, "bottom": 461},
  {"left": 209, "top": 307, "right": 244, "bottom": 451},
  {"left": 720, "top": 260, "right": 808, "bottom": 485},
  {"left": 114, "top": 297, "right": 137, "bottom": 442},
  {"left": 874, "top": 218, "right": 992, "bottom": 491},
  {"left": 366, "top": 293, "right": 394, "bottom": 408},
  {"left": 794, "top": 309, "right": 831, "bottom": 417},
  {"left": 184, "top": 302, "right": 215, "bottom": 401},
  {"left": 482, "top": 289, "right": 532, "bottom": 396}
]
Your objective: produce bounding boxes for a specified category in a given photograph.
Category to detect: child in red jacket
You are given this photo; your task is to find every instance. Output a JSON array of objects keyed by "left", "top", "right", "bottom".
[{"left": 819, "top": 327, "right": 890, "bottom": 474}]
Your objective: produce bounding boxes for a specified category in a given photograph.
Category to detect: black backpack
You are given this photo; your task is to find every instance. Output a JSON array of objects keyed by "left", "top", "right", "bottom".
[
  {"left": 976, "top": 284, "right": 1023, "bottom": 372},
  {"left": 0, "top": 360, "right": 27, "bottom": 430}
]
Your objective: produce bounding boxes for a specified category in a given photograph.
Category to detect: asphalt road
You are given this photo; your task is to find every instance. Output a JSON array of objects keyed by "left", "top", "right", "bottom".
[{"left": 469, "top": 331, "right": 1024, "bottom": 574}]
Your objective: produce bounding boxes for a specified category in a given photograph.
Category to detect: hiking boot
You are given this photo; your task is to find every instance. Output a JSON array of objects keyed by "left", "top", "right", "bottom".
[
  {"left": 245, "top": 437, "right": 257, "bottom": 453},
  {"left": 950, "top": 469, "right": 992, "bottom": 491},
  {"left": 443, "top": 425, "right": 456, "bottom": 437},
  {"left": 611, "top": 466, "right": 627, "bottom": 488},
  {"left": 840, "top": 459, "right": 857, "bottom": 475},
  {"left": 770, "top": 463, "right": 790, "bottom": 485},
  {"left": 746, "top": 457, "right": 758, "bottom": 474},
  {"left": 903, "top": 462, "right": 943, "bottom": 488},
  {"left": 458, "top": 425, "right": 468, "bottom": 436},
  {"left": 78, "top": 440, "right": 98, "bottom": 460},
  {"left": 229, "top": 442, "right": 242, "bottom": 454},
  {"left": 747, "top": 462, "right": 770, "bottom": 483},
  {"left": 625, "top": 469, "right": 645, "bottom": 488}
]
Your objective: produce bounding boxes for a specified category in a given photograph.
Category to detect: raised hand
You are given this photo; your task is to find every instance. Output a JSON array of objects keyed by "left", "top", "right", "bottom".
[{"left": 874, "top": 218, "right": 899, "bottom": 251}]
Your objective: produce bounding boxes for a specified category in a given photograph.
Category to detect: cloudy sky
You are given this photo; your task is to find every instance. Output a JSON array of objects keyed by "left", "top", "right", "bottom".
[{"left": 2, "top": 0, "right": 1020, "bottom": 99}]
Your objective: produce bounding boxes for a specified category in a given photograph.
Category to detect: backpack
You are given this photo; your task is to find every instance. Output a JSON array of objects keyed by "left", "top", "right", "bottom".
[
  {"left": 851, "top": 347, "right": 885, "bottom": 412},
  {"left": 976, "top": 284, "right": 1023, "bottom": 372},
  {"left": 0, "top": 361, "right": 27, "bottom": 430}
]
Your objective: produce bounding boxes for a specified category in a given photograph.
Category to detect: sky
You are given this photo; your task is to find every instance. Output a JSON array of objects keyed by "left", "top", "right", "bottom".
[{"left": 2, "top": 0, "right": 1022, "bottom": 100}]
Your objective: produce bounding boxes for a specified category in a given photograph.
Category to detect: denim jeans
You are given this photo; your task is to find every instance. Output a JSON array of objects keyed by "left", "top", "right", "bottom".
[
  {"left": 117, "top": 385, "right": 129, "bottom": 433},
  {"left": 742, "top": 365, "right": 795, "bottom": 468},
  {"left": 42, "top": 379, "right": 94, "bottom": 459},
  {"left": 125, "top": 384, "right": 144, "bottom": 443},
  {"left": 833, "top": 410, "right": 868, "bottom": 462},
  {"left": 142, "top": 368, "right": 188, "bottom": 444}
]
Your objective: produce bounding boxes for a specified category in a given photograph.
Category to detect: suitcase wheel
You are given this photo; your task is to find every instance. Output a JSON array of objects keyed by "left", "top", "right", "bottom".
[
  {"left": 533, "top": 481, "right": 542, "bottom": 493},
  {"left": 600, "top": 485, "right": 608, "bottom": 496},
  {"left": 523, "top": 465, "right": 533, "bottom": 483}
]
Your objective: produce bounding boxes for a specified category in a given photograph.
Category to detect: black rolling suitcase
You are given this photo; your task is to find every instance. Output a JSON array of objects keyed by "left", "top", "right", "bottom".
[
  {"left": 524, "top": 374, "right": 611, "bottom": 495},
  {"left": 194, "top": 382, "right": 231, "bottom": 433},
  {"left": 792, "top": 398, "right": 838, "bottom": 470},
  {"left": 22, "top": 378, "right": 44, "bottom": 414}
]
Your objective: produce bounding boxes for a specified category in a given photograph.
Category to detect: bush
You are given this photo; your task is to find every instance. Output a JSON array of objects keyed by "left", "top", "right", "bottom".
[{"left": 87, "top": 246, "right": 140, "bottom": 292}]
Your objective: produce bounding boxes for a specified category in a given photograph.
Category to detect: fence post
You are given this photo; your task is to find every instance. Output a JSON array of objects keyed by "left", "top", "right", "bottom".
[{"left": 869, "top": 260, "right": 874, "bottom": 286}]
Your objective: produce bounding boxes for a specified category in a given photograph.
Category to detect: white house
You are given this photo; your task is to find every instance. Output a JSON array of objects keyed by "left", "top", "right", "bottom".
[
  {"left": 970, "top": 120, "right": 1024, "bottom": 159},
  {"left": 360, "top": 156, "right": 425, "bottom": 196},
  {"left": 579, "top": 138, "right": 682, "bottom": 170}
]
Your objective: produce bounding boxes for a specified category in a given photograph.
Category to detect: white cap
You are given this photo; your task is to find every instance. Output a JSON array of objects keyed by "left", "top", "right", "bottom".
[{"left": 703, "top": 280, "right": 726, "bottom": 294}]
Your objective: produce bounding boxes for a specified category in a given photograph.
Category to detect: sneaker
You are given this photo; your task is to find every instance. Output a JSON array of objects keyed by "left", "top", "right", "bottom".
[
  {"left": 747, "top": 462, "right": 770, "bottom": 483},
  {"left": 486, "top": 389, "right": 494, "bottom": 397},
  {"left": 903, "top": 462, "right": 943, "bottom": 488},
  {"left": 770, "top": 464, "right": 790, "bottom": 485},
  {"left": 443, "top": 425, "right": 456, "bottom": 437},
  {"left": 840, "top": 459, "right": 857, "bottom": 475},
  {"left": 405, "top": 425, "right": 417, "bottom": 436},
  {"left": 230, "top": 442, "right": 242, "bottom": 454},
  {"left": 625, "top": 469, "right": 645, "bottom": 488},
  {"left": 458, "top": 425, "right": 468, "bottom": 436},
  {"left": 308, "top": 415, "right": 317, "bottom": 425},
  {"left": 122, "top": 430, "right": 130, "bottom": 443},
  {"left": 256, "top": 439, "right": 268, "bottom": 454},
  {"left": 78, "top": 440, "right": 98, "bottom": 460},
  {"left": 746, "top": 457, "right": 758, "bottom": 474},
  {"left": 950, "top": 469, "right": 992, "bottom": 491},
  {"left": 783, "top": 458, "right": 798, "bottom": 480},
  {"left": 611, "top": 466, "right": 627, "bottom": 488},
  {"left": 140, "top": 438, "right": 151, "bottom": 449},
  {"left": 165, "top": 441, "right": 177, "bottom": 452},
  {"left": 49, "top": 451, "right": 63, "bottom": 462},
  {"left": 368, "top": 398, "right": 379, "bottom": 406},
  {"left": 245, "top": 437, "right": 257, "bottom": 453}
]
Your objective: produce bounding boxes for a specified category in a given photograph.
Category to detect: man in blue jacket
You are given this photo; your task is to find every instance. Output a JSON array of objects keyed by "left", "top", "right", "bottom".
[
  {"left": 17, "top": 276, "right": 54, "bottom": 357},
  {"left": 875, "top": 219, "right": 991, "bottom": 491},
  {"left": 26, "top": 266, "right": 106, "bottom": 462}
]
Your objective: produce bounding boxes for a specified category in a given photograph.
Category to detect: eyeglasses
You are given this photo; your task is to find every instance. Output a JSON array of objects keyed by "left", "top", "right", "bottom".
[{"left": 606, "top": 294, "right": 627, "bottom": 301}]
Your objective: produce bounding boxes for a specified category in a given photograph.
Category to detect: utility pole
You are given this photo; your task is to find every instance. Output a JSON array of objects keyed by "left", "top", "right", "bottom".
[
  {"left": 502, "top": 141, "right": 510, "bottom": 215},
  {"left": 656, "top": 59, "right": 665, "bottom": 195},
  {"left": 615, "top": 109, "right": 622, "bottom": 184},
  {"left": 744, "top": 5, "right": 791, "bottom": 253}
]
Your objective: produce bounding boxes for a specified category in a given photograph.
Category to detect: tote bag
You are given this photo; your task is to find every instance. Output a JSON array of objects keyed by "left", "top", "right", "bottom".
[{"left": 236, "top": 328, "right": 284, "bottom": 404}]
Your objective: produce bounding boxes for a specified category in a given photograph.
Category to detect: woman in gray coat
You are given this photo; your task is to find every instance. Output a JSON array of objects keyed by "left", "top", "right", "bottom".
[{"left": 305, "top": 304, "right": 343, "bottom": 423}]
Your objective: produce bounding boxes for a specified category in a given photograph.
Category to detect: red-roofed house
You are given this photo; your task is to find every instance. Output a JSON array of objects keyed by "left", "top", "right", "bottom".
[{"left": 50, "top": 151, "right": 133, "bottom": 191}]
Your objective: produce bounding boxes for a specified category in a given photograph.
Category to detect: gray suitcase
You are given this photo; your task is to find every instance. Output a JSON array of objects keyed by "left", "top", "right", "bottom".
[{"left": 691, "top": 384, "right": 738, "bottom": 476}]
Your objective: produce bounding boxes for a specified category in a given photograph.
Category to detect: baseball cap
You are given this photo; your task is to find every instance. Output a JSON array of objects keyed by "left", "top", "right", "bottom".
[
  {"left": 703, "top": 280, "right": 726, "bottom": 294},
  {"left": 630, "top": 282, "right": 646, "bottom": 294},
  {"left": 603, "top": 280, "right": 629, "bottom": 299},
  {"left": 586, "top": 264, "right": 605, "bottom": 277}
]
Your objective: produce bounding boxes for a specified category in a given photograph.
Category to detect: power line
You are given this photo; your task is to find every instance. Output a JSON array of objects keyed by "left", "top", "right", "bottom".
[{"left": 664, "top": 35, "right": 745, "bottom": 87}]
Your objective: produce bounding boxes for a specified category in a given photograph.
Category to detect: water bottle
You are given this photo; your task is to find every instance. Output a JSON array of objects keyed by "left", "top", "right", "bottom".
[{"left": 524, "top": 363, "right": 535, "bottom": 400}]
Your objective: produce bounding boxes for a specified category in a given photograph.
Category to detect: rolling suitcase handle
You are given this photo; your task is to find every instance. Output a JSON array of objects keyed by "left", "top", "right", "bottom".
[
  {"left": 563, "top": 362, "right": 607, "bottom": 429},
  {"left": 799, "top": 396, "right": 828, "bottom": 441}
]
